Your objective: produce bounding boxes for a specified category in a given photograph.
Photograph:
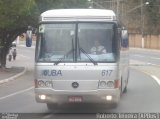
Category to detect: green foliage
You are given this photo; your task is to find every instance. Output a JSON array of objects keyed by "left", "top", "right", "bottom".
[
  {"left": 35, "top": 0, "right": 88, "bottom": 13},
  {"left": 0, "top": 0, "right": 38, "bottom": 30},
  {"left": 145, "top": 0, "right": 160, "bottom": 34},
  {"left": 0, "top": 0, "right": 159, "bottom": 39},
  {"left": 0, "top": 0, "right": 88, "bottom": 67},
  {"left": 0, "top": 0, "right": 88, "bottom": 31},
  {"left": 115, "top": 0, "right": 160, "bottom": 35}
]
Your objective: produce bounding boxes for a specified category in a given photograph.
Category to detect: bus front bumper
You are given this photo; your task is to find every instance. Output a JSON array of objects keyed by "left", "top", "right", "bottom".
[{"left": 35, "top": 88, "right": 121, "bottom": 104}]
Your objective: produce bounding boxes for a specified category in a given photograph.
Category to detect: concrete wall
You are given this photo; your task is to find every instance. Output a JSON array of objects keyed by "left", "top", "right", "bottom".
[{"left": 129, "top": 34, "right": 160, "bottom": 50}]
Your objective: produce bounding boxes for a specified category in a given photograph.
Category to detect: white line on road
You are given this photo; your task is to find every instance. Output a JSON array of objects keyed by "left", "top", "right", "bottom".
[
  {"left": 146, "top": 62, "right": 160, "bottom": 67},
  {"left": 151, "top": 75, "right": 160, "bottom": 86},
  {"left": 132, "top": 55, "right": 145, "bottom": 58},
  {"left": 0, "top": 86, "right": 34, "bottom": 100},
  {"left": 140, "top": 70, "right": 160, "bottom": 86},
  {"left": 146, "top": 62, "right": 159, "bottom": 66},
  {"left": 130, "top": 60, "right": 160, "bottom": 67},
  {"left": 132, "top": 54, "right": 160, "bottom": 60},
  {"left": 151, "top": 57, "right": 160, "bottom": 60}
]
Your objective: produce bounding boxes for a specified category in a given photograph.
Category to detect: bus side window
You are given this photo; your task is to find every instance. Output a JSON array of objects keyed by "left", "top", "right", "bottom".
[{"left": 121, "top": 29, "right": 129, "bottom": 48}]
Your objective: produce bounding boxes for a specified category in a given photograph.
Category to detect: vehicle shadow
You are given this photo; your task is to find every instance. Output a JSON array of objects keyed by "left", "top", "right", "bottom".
[{"left": 48, "top": 103, "right": 118, "bottom": 114}]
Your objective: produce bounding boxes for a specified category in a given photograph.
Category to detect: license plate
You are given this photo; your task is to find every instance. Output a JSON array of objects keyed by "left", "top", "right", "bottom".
[{"left": 68, "top": 96, "right": 82, "bottom": 102}]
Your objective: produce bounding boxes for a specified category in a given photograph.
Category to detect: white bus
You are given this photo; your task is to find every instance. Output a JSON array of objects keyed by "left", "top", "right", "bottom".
[{"left": 34, "top": 9, "right": 129, "bottom": 110}]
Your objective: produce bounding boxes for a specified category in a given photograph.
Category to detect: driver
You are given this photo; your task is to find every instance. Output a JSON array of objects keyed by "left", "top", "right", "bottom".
[{"left": 90, "top": 40, "right": 107, "bottom": 54}]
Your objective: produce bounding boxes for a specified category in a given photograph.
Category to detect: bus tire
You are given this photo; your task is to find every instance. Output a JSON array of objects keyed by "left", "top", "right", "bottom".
[
  {"left": 123, "top": 86, "right": 127, "bottom": 93},
  {"left": 108, "top": 102, "right": 118, "bottom": 109},
  {"left": 47, "top": 103, "right": 58, "bottom": 112},
  {"left": 120, "top": 79, "right": 123, "bottom": 96},
  {"left": 123, "top": 70, "right": 129, "bottom": 93}
]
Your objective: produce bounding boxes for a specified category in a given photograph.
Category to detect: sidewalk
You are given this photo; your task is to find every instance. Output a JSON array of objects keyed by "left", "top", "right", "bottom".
[
  {"left": 0, "top": 41, "right": 33, "bottom": 84},
  {"left": 0, "top": 66, "right": 26, "bottom": 84}
]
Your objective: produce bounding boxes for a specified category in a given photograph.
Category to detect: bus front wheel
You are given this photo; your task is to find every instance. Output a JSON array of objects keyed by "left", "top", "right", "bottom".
[
  {"left": 123, "top": 70, "right": 129, "bottom": 93},
  {"left": 123, "top": 86, "right": 127, "bottom": 93},
  {"left": 47, "top": 103, "right": 58, "bottom": 112}
]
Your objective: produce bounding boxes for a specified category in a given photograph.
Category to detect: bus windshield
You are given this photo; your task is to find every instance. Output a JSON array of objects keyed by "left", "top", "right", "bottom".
[
  {"left": 38, "top": 24, "right": 75, "bottom": 62},
  {"left": 37, "top": 22, "right": 117, "bottom": 63},
  {"left": 77, "top": 23, "right": 116, "bottom": 63}
]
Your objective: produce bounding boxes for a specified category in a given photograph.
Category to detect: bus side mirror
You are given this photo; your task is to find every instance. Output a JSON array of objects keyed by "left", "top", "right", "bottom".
[
  {"left": 26, "top": 29, "right": 32, "bottom": 47},
  {"left": 121, "top": 30, "right": 129, "bottom": 48}
]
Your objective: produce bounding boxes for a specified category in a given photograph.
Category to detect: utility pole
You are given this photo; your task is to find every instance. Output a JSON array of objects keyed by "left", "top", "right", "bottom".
[
  {"left": 125, "top": 0, "right": 149, "bottom": 48},
  {"left": 88, "top": 0, "right": 93, "bottom": 8},
  {"left": 117, "top": 0, "right": 119, "bottom": 19},
  {"left": 141, "top": 0, "right": 144, "bottom": 48}
]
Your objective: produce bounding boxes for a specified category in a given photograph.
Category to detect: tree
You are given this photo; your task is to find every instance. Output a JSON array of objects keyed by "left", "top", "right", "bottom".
[
  {"left": 92, "top": 0, "right": 160, "bottom": 35},
  {"left": 0, "top": 0, "right": 88, "bottom": 68},
  {"left": 0, "top": 0, "right": 39, "bottom": 35},
  {"left": 35, "top": 0, "right": 88, "bottom": 13},
  {"left": 145, "top": 0, "right": 160, "bottom": 35},
  {"left": 122, "top": 0, "right": 160, "bottom": 35},
  {"left": 0, "top": 0, "right": 38, "bottom": 68}
]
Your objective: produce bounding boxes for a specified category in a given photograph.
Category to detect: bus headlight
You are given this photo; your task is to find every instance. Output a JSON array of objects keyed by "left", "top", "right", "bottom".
[
  {"left": 39, "top": 95, "right": 46, "bottom": 100},
  {"left": 45, "top": 81, "right": 52, "bottom": 88},
  {"left": 38, "top": 80, "right": 45, "bottom": 87},
  {"left": 37, "top": 80, "right": 53, "bottom": 88},
  {"left": 99, "top": 81, "right": 107, "bottom": 88},
  {"left": 107, "top": 81, "right": 114, "bottom": 88},
  {"left": 99, "top": 80, "right": 115, "bottom": 89},
  {"left": 106, "top": 95, "right": 112, "bottom": 101}
]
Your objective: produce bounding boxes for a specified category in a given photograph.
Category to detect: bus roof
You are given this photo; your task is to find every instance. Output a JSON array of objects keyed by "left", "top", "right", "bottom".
[{"left": 40, "top": 9, "right": 116, "bottom": 22}]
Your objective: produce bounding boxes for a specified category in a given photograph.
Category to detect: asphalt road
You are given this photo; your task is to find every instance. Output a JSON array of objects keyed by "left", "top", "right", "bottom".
[
  {"left": 0, "top": 45, "right": 160, "bottom": 119},
  {"left": 130, "top": 48, "right": 160, "bottom": 66}
]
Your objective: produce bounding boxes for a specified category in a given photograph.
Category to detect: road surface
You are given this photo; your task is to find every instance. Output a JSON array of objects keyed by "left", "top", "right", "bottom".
[{"left": 0, "top": 45, "right": 160, "bottom": 119}]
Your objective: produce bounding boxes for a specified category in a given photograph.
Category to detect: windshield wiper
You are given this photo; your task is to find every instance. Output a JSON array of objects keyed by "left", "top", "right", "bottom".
[
  {"left": 77, "top": 36, "right": 97, "bottom": 65},
  {"left": 54, "top": 49, "right": 74, "bottom": 65},
  {"left": 79, "top": 48, "right": 97, "bottom": 65},
  {"left": 54, "top": 38, "right": 74, "bottom": 65}
]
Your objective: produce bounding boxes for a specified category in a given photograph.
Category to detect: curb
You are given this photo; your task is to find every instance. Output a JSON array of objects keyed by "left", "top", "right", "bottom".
[
  {"left": 130, "top": 47, "right": 160, "bottom": 53},
  {"left": 0, "top": 67, "right": 27, "bottom": 84},
  {"left": 129, "top": 60, "right": 160, "bottom": 67},
  {"left": 130, "top": 63, "right": 160, "bottom": 67},
  {"left": 18, "top": 45, "right": 35, "bottom": 49}
]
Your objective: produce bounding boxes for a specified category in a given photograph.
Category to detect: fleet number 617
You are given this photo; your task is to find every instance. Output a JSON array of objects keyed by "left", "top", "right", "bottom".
[{"left": 102, "top": 70, "right": 113, "bottom": 76}]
